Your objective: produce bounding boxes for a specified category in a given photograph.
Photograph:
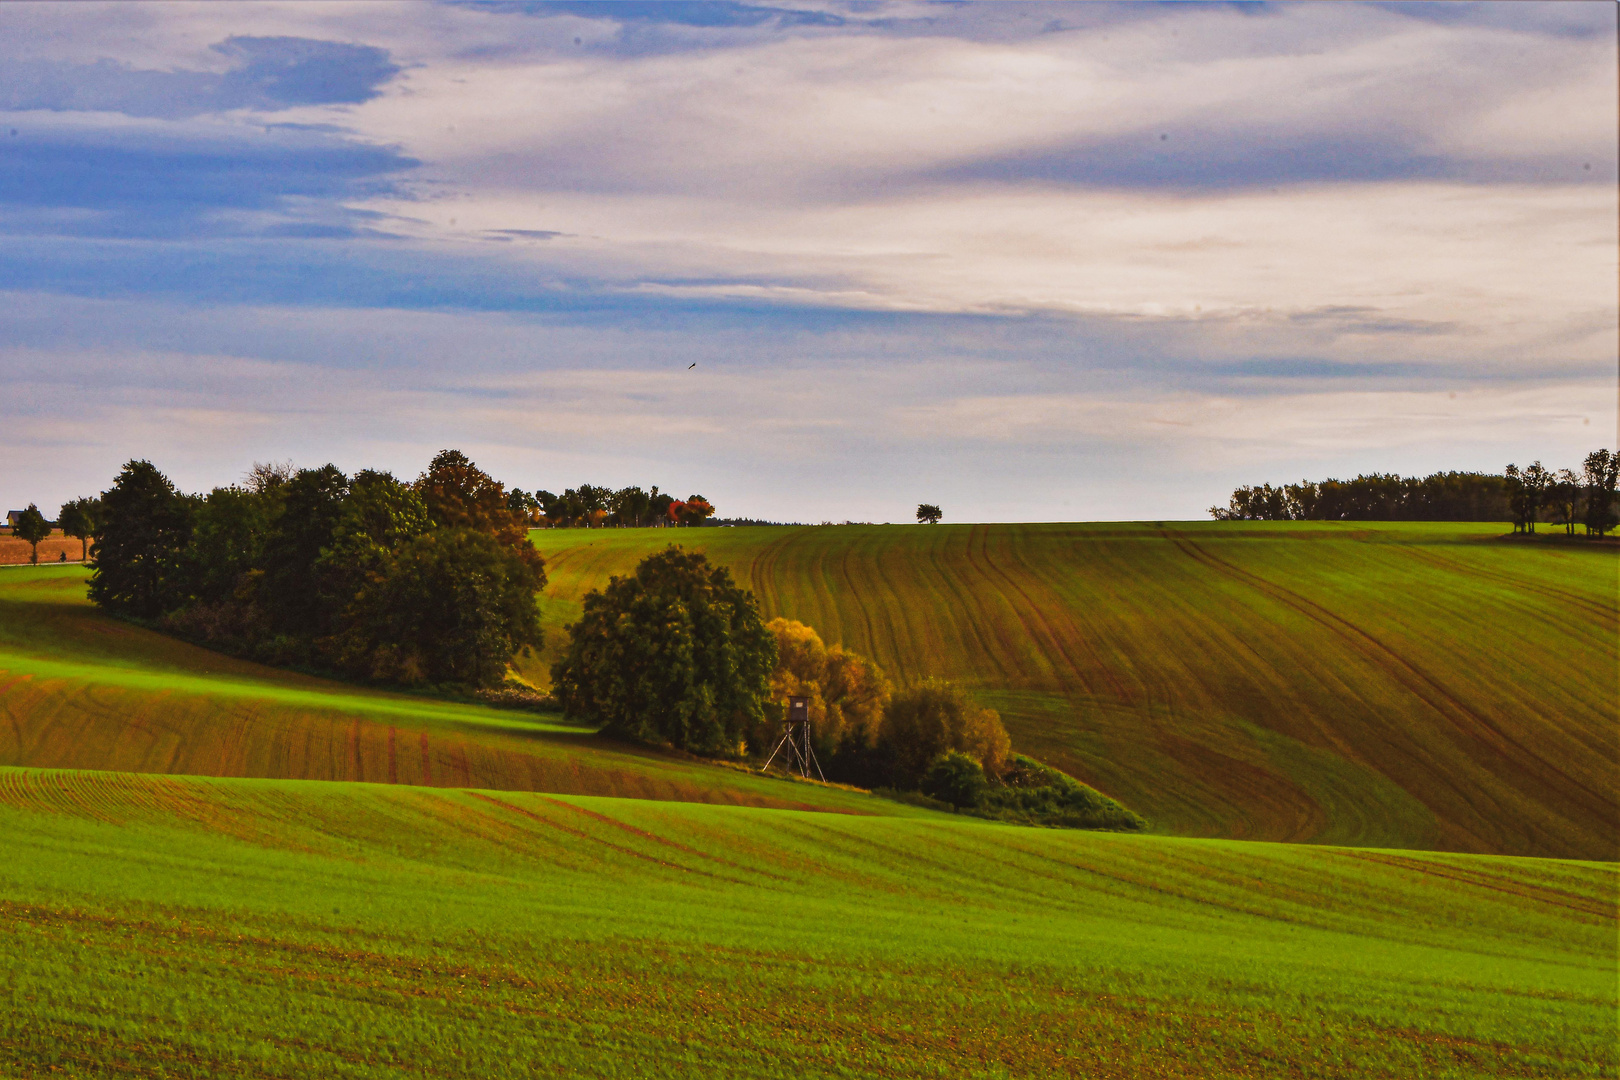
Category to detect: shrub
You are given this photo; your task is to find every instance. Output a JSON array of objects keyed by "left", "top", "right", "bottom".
[
  {"left": 976, "top": 755, "right": 1147, "bottom": 831},
  {"left": 551, "top": 546, "right": 776, "bottom": 754},
  {"left": 876, "top": 680, "right": 1010, "bottom": 789},
  {"left": 921, "top": 751, "right": 987, "bottom": 808}
]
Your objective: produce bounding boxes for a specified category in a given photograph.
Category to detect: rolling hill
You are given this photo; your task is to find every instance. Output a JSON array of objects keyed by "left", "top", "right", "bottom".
[
  {"left": 526, "top": 522, "right": 1617, "bottom": 860},
  {"left": 2, "top": 766, "right": 1612, "bottom": 1079},
  {"left": 0, "top": 565, "right": 902, "bottom": 817}
]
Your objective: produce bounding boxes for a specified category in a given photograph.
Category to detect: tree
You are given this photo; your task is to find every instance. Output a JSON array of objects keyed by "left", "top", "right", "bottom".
[
  {"left": 551, "top": 546, "right": 776, "bottom": 754},
  {"left": 57, "top": 497, "right": 100, "bottom": 562},
  {"left": 1584, "top": 449, "right": 1619, "bottom": 538},
  {"left": 245, "top": 460, "right": 296, "bottom": 494},
  {"left": 876, "top": 680, "right": 1010, "bottom": 790},
  {"left": 88, "top": 460, "right": 194, "bottom": 618},
  {"left": 312, "top": 470, "right": 432, "bottom": 623},
  {"left": 668, "top": 495, "right": 714, "bottom": 527},
  {"left": 417, "top": 451, "right": 539, "bottom": 562},
  {"left": 257, "top": 464, "right": 350, "bottom": 639},
  {"left": 761, "top": 617, "right": 890, "bottom": 762},
  {"left": 331, "top": 528, "right": 543, "bottom": 687},
  {"left": 1518, "top": 462, "right": 1550, "bottom": 534},
  {"left": 183, "top": 486, "right": 276, "bottom": 606},
  {"left": 506, "top": 488, "right": 541, "bottom": 525},
  {"left": 916, "top": 504, "right": 942, "bottom": 525},
  {"left": 10, "top": 504, "right": 50, "bottom": 565},
  {"left": 1548, "top": 469, "right": 1582, "bottom": 536}
]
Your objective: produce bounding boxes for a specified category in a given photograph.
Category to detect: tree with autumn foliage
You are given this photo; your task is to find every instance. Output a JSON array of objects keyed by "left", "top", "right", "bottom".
[
  {"left": 759, "top": 618, "right": 890, "bottom": 765},
  {"left": 666, "top": 496, "right": 716, "bottom": 527},
  {"left": 416, "top": 450, "right": 545, "bottom": 577}
]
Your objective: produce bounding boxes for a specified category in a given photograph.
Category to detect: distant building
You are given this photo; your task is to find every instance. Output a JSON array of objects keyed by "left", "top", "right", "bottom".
[{"left": 3, "top": 510, "right": 24, "bottom": 531}]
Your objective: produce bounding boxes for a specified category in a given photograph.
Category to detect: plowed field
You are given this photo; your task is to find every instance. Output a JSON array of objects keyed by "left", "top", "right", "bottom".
[
  {"left": 529, "top": 522, "right": 1618, "bottom": 859},
  {"left": 2, "top": 767, "right": 1612, "bottom": 1079}
]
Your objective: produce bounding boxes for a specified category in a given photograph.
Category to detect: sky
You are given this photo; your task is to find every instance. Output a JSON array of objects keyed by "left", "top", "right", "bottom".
[{"left": 1, "top": 0, "right": 1615, "bottom": 522}]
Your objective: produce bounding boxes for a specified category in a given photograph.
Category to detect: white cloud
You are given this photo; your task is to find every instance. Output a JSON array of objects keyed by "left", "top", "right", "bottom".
[{"left": 0, "top": 2, "right": 1614, "bottom": 521}]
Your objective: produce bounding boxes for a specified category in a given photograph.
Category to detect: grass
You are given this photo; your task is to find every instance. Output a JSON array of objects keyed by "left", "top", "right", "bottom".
[
  {"left": 1, "top": 766, "right": 1613, "bottom": 1079},
  {"left": 0, "top": 566, "right": 906, "bottom": 817},
  {"left": 527, "top": 522, "right": 1618, "bottom": 859}
]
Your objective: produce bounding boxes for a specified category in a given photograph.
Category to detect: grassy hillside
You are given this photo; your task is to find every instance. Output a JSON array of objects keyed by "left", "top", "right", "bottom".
[
  {"left": 2, "top": 766, "right": 1612, "bottom": 1079},
  {"left": 528, "top": 522, "right": 1617, "bottom": 859},
  {"left": 0, "top": 565, "right": 902, "bottom": 816}
]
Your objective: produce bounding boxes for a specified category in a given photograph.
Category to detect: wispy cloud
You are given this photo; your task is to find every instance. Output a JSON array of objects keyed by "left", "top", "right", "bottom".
[{"left": 0, "top": 0, "right": 1612, "bottom": 518}]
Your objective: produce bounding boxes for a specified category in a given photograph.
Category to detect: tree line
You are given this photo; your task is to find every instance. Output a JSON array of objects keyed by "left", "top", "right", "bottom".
[
  {"left": 1210, "top": 450, "right": 1619, "bottom": 537},
  {"left": 507, "top": 485, "right": 715, "bottom": 528},
  {"left": 79, "top": 451, "right": 547, "bottom": 688}
]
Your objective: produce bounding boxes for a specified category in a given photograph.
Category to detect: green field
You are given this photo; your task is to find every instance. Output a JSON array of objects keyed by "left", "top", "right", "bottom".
[
  {"left": 0, "top": 524, "right": 1614, "bottom": 1077},
  {"left": 3, "top": 767, "right": 1613, "bottom": 1079},
  {"left": 527, "top": 522, "right": 1618, "bottom": 860},
  {"left": 0, "top": 565, "right": 897, "bottom": 816}
]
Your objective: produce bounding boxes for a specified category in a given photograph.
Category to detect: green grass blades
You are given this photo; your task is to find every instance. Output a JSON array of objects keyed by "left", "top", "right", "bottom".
[
  {"left": 528, "top": 522, "right": 1618, "bottom": 859},
  {"left": 1, "top": 768, "right": 1613, "bottom": 1079},
  {"left": 0, "top": 566, "right": 902, "bottom": 816}
]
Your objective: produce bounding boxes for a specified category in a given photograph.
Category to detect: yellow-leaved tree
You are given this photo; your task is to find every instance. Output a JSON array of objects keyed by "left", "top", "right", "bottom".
[{"left": 760, "top": 618, "right": 890, "bottom": 764}]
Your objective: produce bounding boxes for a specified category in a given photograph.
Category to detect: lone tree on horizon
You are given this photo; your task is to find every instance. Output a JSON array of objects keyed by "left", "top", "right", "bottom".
[
  {"left": 916, "top": 503, "right": 942, "bottom": 525},
  {"left": 11, "top": 504, "right": 51, "bottom": 565}
]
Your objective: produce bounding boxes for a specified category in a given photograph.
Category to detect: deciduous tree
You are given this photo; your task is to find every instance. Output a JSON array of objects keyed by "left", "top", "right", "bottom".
[
  {"left": 551, "top": 546, "right": 775, "bottom": 754},
  {"left": 88, "top": 460, "right": 194, "bottom": 618},
  {"left": 761, "top": 617, "right": 890, "bottom": 761},
  {"left": 333, "top": 528, "right": 543, "bottom": 687},
  {"left": 876, "top": 680, "right": 1010, "bottom": 790},
  {"left": 10, "top": 504, "right": 50, "bottom": 565},
  {"left": 1584, "top": 449, "right": 1618, "bottom": 538},
  {"left": 57, "top": 497, "right": 100, "bottom": 562},
  {"left": 916, "top": 504, "right": 942, "bottom": 525}
]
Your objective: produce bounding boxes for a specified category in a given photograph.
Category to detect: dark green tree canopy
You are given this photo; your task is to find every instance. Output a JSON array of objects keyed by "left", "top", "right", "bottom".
[
  {"left": 57, "top": 497, "right": 100, "bottom": 561},
  {"left": 259, "top": 464, "right": 350, "bottom": 636},
  {"left": 916, "top": 504, "right": 942, "bottom": 525},
  {"left": 551, "top": 546, "right": 776, "bottom": 754},
  {"left": 921, "top": 750, "right": 987, "bottom": 808},
  {"left": 88, "top": 461, "right": 194, "bottom": 618},
  {"left": 85, "top": 451, "right": 548, "bottom": 692},
  {"left": 330, "top": 528, "right": 542, "bottom": 688}
]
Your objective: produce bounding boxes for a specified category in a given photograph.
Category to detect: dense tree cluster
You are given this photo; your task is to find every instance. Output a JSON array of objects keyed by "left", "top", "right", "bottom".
[
  {"left": 1211, "top": 452, "right": 1619, "bottom": 537},
  {"left": 507, "top": 484, "right": 716, "bottom": 528},
  {"left": 84, "top": 451, "right": 546, "bottom": 689},
  {"left": 552, "top": 549, "right": 1142, "bottom": 829}
]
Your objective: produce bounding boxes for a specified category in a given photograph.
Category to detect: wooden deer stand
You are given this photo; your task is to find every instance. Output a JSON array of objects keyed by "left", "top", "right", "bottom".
[{"left": 762, "top": 695, "right": 824, "bottom": 781}]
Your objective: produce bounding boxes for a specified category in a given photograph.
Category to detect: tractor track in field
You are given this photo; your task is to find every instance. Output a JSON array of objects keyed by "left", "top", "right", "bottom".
[
  {"left": 1159, "top": 527, "right": 1615, "bottom": 842},
  {"left": 1330, "top": 850, "right": 1617, "bottom": 919},
  {"left": 1399, "top": 545, "right": 1616, "bottom": 624},
  {"left": 965, "top": 524, "right": 1129, "bottom": 701},
  {"left": 838, "top": 539, "right": 887, "bottom": 674}
]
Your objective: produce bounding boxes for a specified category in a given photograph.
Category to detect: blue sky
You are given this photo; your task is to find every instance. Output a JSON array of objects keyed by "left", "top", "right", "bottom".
[{"left": 1, "top": 0, "right": 1614, "bottom": 521}]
